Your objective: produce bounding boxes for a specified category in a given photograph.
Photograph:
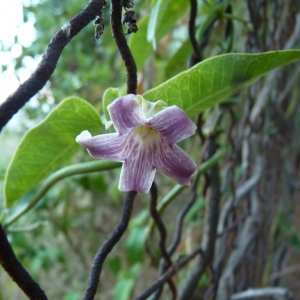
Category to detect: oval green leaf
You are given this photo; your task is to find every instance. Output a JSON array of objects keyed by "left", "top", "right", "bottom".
[
  {"left": 143, "top": 50, "right": 300, "bottom": 116},
  {"left": 4, "top": 97, "right": 102, "bottom": 208}
]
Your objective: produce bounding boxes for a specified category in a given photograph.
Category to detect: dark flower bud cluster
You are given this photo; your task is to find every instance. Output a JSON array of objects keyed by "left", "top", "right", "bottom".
[
  {"left": 94, "top": 16, "right": 104, "bottom": 39},
  {"left": 121, "top": 0, "right": 138, "bottom": 35},
  {"left": 93, "top": 1, "right": 106, "bottom": 40},
  {"left": 121, "top": 0, "right": 134, "bottom": 10},
  {"left": 122, "top": 10, "right": 138, "bottom": 35}
]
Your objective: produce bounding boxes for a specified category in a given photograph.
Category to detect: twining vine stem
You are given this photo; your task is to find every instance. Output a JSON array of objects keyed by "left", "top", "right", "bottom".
[
  {"left": 110, "top": 0, "right": 137, "bottom": 94},
  {"left": 179, "top": 138, "right": 221, "bottom": 299},
  {"left": 189, "top": 0, "right": 200, "bottom": 64},
  {"left": 134, "top": 247, "right": 204, "bottom": 300},
  {"left": 149, "top": 182, "right": 176, "bottom": 300},
  {"left": 81, "top": 191, "right": 136, "bottom": 300},
  {"left": 0, "top": 224, "right": 48, "bottom": 300}
]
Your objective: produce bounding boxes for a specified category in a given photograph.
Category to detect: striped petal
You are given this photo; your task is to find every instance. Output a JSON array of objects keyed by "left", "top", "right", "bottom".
[
  {"left": 118, "top": 128, "right": 158, "bottom": 193},
  {"left": 148, "top": 106, "right": 197, "bottom": 144},
  {"left": 76, "top": 130, "right": 126, "bottom": 161},
  {"left": 154, "top": 140, "right": 197, "bottom": 186},
  {"left": 108, "top": 94, "right": 147, "bottom": 135}
]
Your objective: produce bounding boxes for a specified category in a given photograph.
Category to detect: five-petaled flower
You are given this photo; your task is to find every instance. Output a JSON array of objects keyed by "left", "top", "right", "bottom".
[{"left": 76, "top": 94, "right": 197, "bottom": 193}]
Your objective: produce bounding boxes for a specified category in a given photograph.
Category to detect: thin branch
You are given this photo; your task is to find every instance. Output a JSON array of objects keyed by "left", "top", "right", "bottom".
[
  {"left": 0, "top": 224, "right": 48, "bottom": 300},
  {"left": 149, "top": 182, "right": 172, "bottom": 267},
  {"left": 167, "top": 172, "right": 201, "bottom": 256},
  {"left": 0, "top": 0, "right": 106, "bottom": 132},
  {"left": 134, "top": 247, "right": 204, "bottom": 300},
  {"left": 231, "top": 287, "right": 294, "bottom": 300},
  {"left": 217, "top": 157, "right": 263, "bottom": 236},
  {"left": 216, "top": 195, "right": 258, "bottom": 299},
  {"left": 110, "top": 0, "right": 137, "bottom": 94},
  {"left": 270, "top": 263, "right": 300, "bottom": 281},
  {"left": 152, "top": 173, "right": 202, "bottom": 300},
  {"left": 189, "top": 0, "right": 200, "bottom": 64},
  {"left": 196, "top": 114, "right": 206, "bottom": 144},
  {"left": 82, "top": 191, "right": 136, "bottom": 300},
  {"left": 149, "top": 182, "right": 176, "bottom": 300},
  {"left": 179, "top": 137, "right": 221, "bottom": 300}
]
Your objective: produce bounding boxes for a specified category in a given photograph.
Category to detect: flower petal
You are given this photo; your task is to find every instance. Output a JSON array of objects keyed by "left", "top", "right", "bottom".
[
  {"left": 108, "top": 94, "right": 147, "bottom": 135},
  {"left": 148, "top": 106, "right": 196, "bottom": 144},
  {"left": 118, "top": 130, "right": 157, "bottom": 193},
  {"left": 154, "top": 141, "right": 197, "bottom": 186},
  {"left": 119, "top": 158, "right": 156, "bottom": 194},
  {"left": 76, "top": 130, "right": 126, "bottom": 161}
]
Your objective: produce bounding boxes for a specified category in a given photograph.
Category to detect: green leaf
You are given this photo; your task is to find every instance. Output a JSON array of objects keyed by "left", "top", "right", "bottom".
[
  {"left": 129, "top": 0, "right": 188, "bottom": 70},
  {"left": 113, "top": 278, "right": 135, "bottom": 300},
  {"left": 147, "top": 0, "right": 160, "bottom": 49},
  {"left": 107, "top": 256, "right": 122, "bottom": 277},
  {"left": 147, "top": 0, "right": 189, "bottom": 49},
  {"left": 102, "top": 87, "right": 119, "bottom": 123},
  {"left": 126, "top": 227, "right": 146, "bottom": 264},
  {"left": 165, "top": 39, "right": 192, "bottom": 78},
  {"left": 113, "top": 265, "right": 141, "bottom": 300},
  {"left": 164, "top": 2, "right": 221, "bottom": 79},
  {"left": 4, "top": 97, "right": 102, "bottom": 208},
  {"left": 143, "top": 50, "right": 300, "bottom": 116},
  {"left": 128, "top": 16, "right": 152, "bottom": 70}
]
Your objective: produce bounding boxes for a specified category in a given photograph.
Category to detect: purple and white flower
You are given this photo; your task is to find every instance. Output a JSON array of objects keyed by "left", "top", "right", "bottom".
[{"left": 76, "top": 94, "right": 197, "bottom": 193}]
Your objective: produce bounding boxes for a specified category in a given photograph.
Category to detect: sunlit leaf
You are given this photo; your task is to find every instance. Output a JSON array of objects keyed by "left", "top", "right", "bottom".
[
  {"left": 147, "top": 0, "right": 188, "bottom": 49},
  {"left": 113, "top": 278, "right": 135, "bottom": 300},
  {"left": 165, "top": 39, "right": 192, "bottom": 78},
  {"left": 126, "top": 227, "right": 146, "bottom": 264},
  {"left": 143, "top": 50, "right": 300, "bottom": 116},
  {"left": 129, "top": 0, "right": 188, "bottom": 70},
  {"left": 4, "top": 97, "right": 102, "bottom": 207}
]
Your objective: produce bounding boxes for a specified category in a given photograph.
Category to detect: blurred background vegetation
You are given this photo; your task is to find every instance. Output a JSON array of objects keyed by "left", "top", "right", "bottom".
[{"left": 1, "top": 0, "right": 300, "bottom": 299}]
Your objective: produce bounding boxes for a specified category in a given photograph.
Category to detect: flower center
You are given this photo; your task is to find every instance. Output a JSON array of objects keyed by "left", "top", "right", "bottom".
[{"left": 134, "top": 126, "right": 159, "bottom": 141}]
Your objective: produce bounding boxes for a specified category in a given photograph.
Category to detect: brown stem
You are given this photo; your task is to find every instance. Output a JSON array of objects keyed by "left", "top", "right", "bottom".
[
  {"left": 110, "top": 0, "right": 137, "bottom": 94},
  {"left": 82, "top": 191, "right": 136, "bottom": 300}
]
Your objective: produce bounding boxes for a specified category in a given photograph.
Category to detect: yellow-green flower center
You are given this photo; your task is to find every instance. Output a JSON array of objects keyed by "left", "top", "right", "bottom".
[{"left": 134, "top": 126, "right": 159, "bottom": 141}]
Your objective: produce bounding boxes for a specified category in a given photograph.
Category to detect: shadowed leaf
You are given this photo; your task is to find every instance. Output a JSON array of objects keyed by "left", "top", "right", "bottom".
[{"left": 143, "top": 50, "right": 300, "bottom": 116}]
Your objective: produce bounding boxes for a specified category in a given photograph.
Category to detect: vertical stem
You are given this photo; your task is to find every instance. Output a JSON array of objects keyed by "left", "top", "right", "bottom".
[
  {"left": 149, "top": 182, "right": 177, "bottom": 300},
  {"left": 110, "top": 0, "right": 137, "bottom": 94},
  {"left": 82, "top": 191, "right": 136, "bottom": 300},
  {"left": 179, "top": 138, "right": 221, "bottom": 300},
  {"left": 189, "top": 0, "right": 200, "bottom": 64}
]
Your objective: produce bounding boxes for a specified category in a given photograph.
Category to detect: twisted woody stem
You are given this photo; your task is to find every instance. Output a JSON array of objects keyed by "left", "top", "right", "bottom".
[
  {"left": 82, "top": 191, "right": 136, "bottom": 300},
  {"left": 0, "top": 0, "right": 106, "bottom": 133},
  {"left": 149, "top": 182, "right": 177, "bottom": 300}
]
